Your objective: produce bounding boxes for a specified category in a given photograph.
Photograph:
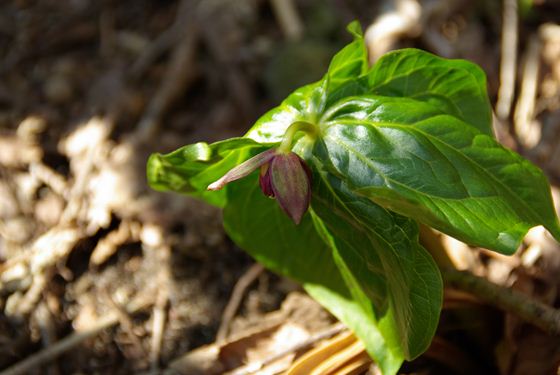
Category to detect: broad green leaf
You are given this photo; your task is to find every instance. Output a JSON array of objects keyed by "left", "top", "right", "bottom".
[
  {"left": 307, "top": 217, "right": 403, "bottom": 375},
  {"left": 245, "top": 83, "right": 326, "bottom": 144},
  {"left": 147, "top": 22, "right": 560, "bottom": 375},
  {"left": 318, "top": 99, "right": 560, "bottom": 253},
  {"left": 368, "top": 49, "right": 493, "bottom": 136},
  {"left": 147, "top": 138, "right": 269, "bottom": 207},
  {"left": 303, "top": 282, "right": 402, "bottom": 375},
  {"left": 223, "top": 176, "right": 404, "bottom": 375},
  {"left": 310, "top": 168, "right": 442, "bottom": 359},
  {"left": 320, "top": 95, "right": 445, "bottom": 125},
  {"left": 245, "top": 22, "right": 367, "bottom": 144},
  {"left": 324, "top": 21, "right": 369, "bottom": 95}
]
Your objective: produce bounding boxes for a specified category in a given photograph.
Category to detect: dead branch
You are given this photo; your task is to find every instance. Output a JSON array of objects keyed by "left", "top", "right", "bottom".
[
  {"left": 149, "top": 286, "right": 169, "bottom": 372},
  {"left": 269, "top": 0, "right": 304, "bottom": 41},
  {"left": 29, "top": 163, "right": 68, "bottom": 197},
  {"left": 0, "top": 295, "right": 154, "bottom": 375},
  {"left": 33, "top": 302, "right": 59, "bottom": 375},
  {"left": 133, "top": 0, "right": 200, "bottom": 143},
  {"left": 217, "top": 263, "right": 264, "bottom": 342},
  {"left": 442, "top": 267, "right": 560, "bottom": 335},
  {"left": 496, "top": 0, "right": 519, "bottom": 120},
  {"left": 103, "top": 288, "right": 147, "bottom": 358},
  {"left": 130, "top": 0, "right": 194, "bottom": 79},
  {"left": 514, "top": 34, "right": 541, "bottom": 149},
  {"left": 228, "top": 323, "right": 347, "bottom": 375},
  {"left": 149, "top": 243, "right": 171, "bottom": 372}
]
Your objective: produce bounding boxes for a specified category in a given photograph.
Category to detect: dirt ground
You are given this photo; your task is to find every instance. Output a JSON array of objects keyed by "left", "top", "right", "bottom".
[{"left": 1, "top": 0, "right": 560, "bottom": 374}]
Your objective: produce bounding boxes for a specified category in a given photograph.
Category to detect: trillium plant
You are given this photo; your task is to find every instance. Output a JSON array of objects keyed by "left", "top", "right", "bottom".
[{"left": 147, "top": 22, "right": 560, "bottom": 374}]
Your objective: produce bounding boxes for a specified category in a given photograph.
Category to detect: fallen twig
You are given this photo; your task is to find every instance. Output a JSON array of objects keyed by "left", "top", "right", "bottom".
[
  {"left": 149, "top": 243, "right": 171, "bottom": 372},
  {"left": 90, "top": 221, "right": 139, "bottom": 266},
  {"left": 514, "top": 34, "right": 541, "bottom": 149},
  {"left": 29, "top": 163, "right": 68, "bottom": 197},
  {"left": 33, "top": 302, "right": 59, "bottom": 375},
  {"left": 442, "top": 267, "right": 560, "bottom": 335},
  {"left": 130, "top": 0, "right": 193, "bottom": 79},
  {"left": 13, "top": 273, "right": 48, "bottom": 317},
  {"left": 149, "top": 288, "right": 169, "bottom": 373},
  {"left": 134, "top": 0, "right": 200, "bottom": 143},
  {"left": 0, "top": 227, "right": 82, "bottom": 309},
  {"left": 269, "top": 0, "right": 304, "bottom": 41},
  {"left": 496, "top": 0, "right": 519, "bottom": 120},
  {"left": 199, "top": 3, "right": 253, "bottom": 122},
  {"left": 0, "top": 295, "right": 154, "bottom": 375},
  {"left": 103, "top": 288, "right": 147, "bottom": 358},
  {"left": 228, "top": 323, "right": 347, "bottom": 375},
  {"left": 216, "top": 263, "right": 264, "bottom": 342}
]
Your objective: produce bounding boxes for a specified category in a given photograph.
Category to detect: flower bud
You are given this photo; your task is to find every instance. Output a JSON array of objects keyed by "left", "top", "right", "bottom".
[
  {"left": 259, "top": 152, "right": 311, "bottom": 224},
  {"left": 208, "top": 148, "right": 312, "bottom": 224}
]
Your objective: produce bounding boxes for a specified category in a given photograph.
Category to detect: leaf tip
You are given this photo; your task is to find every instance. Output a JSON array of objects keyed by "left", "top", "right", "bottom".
[
  {"left": 207, "top": 179, "right": 224, "bottom": 191},
  {"left": 346, "top": 20, "right": 363, "bottom": 38},
  {"left": 146, "top": 153, "right": 164, "bottom": 188}
]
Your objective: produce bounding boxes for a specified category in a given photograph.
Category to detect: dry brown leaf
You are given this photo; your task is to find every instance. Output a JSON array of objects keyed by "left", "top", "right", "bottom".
[
  {"left": 167, "top": 292, "right": 338, "bottom": 375},
  {"left": 330, "top": 352, "right": 372, "bottom": 375},
  {"left": 167, "top": 321, "right": 310, "bottom": 375},
  {"left": 286, "top": 331, "right": 371, "bottom": 375},
  {"left": 224, "top": 322, "right": 310, "bottom": 375},
  {"left": 285, "top": 331, "right": 356, "bottom": 375}
]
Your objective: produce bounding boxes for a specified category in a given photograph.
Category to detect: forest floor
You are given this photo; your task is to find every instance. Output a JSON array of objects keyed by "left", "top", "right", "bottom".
[{"left": 1, "top": 0, "right": 560, "bottom": 374}]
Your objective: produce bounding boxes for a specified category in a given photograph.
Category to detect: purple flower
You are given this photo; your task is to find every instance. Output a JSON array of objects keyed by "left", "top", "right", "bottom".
[{"left": 208, "top": 149, "right": 311, "bottom": 224}]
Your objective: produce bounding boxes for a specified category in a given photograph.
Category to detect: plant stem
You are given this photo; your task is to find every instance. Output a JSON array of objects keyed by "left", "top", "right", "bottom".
[
  {"left": 278, "top": 121, "right": 317, "bottom": 153},
  {"left": 420, "top": 226, "right": 560, "bottom": 335},
  {"left": 441, "top": 267, "right": 560, "bottom": 335}
]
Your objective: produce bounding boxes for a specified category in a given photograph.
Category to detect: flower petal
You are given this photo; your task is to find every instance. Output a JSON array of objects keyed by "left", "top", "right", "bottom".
[
  {"left": 270, "top": 153, "right": 311, "bottom": 224},
  {"left": 259, "top": 164, "right": 275, "bottom": 197},
  {"left": 207, "top": 148, "right": 277, "bottom": 190}
]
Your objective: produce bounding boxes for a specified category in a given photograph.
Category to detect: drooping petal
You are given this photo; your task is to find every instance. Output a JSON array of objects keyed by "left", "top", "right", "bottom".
[
  {"left": 207, "top": 148, "right": 277, "bottom": 190},
  {"left": 298, "top": 156, "right": 313, "bottom": 186},
  {"left": 270, "top": 152, "right": 311, "bottom": 225},
  {"left": 259, "top": 164, "right": 275, "bottom": 197}
]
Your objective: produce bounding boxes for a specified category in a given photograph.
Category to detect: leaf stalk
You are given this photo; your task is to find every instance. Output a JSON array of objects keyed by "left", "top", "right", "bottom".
[{"left": 278, "top": 121, "right": 318, "bottom": 153}]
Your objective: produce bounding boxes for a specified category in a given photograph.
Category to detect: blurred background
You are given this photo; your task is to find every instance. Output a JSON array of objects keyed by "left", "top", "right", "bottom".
[{"left": 1, "top": 0, "right": 560, "bottom": 374}]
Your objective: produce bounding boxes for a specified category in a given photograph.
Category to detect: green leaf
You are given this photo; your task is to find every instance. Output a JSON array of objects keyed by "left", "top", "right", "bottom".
[
  {"left": 245, "top": 21, "right": 368, "bottom": 144},
  {"left": 223, "top": 176, "right": 404, "bottom": 375},
  {"left": 324, "top": 21, "right": 369, "bottom": 94},
  {"left": 320, "top": 95, "right": 445, "bottom": 125},
  {"left": 318, "top": 99, "right": 560, "bottom": 253},
  {"left": 146, "top": 138, "right": 269, "bottom": 207},
  {"left": 310, "top": 169, "right": 442, "bottom": 359},
  {"left": 148, "top": 22, "right": 560, "bottom": 375},
  {"left": 246, "top": 82, "right": 328, "bottom": 144},
  {"left": 368, "top": 49, "right": 493, "bottom": 135}
]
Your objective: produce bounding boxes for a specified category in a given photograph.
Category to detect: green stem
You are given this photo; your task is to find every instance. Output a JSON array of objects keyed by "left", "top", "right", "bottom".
[{"left": 278, "top": 121, "right": 318, "bottom": 153}]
